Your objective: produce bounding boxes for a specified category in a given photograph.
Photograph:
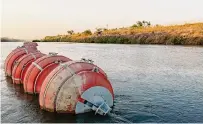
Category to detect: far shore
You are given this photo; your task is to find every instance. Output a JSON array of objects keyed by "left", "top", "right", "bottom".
[
  {"left": 33, "top": 22, "right": 203, "bottom": 45},
  {"left": 2, "top": 23, "right": 203, "bottom": 46}
]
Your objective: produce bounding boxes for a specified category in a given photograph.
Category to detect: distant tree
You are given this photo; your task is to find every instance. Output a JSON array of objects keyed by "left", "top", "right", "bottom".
[
  {"left": 136, "top": 21, "right": 143, "bottom": 27},
  {"left": 32, "top": 39, "right": 41, "bottom": 42},
  {"left": 83, "top": 29, "right": 92, "bottom": 35},
  {"left": 95, "top": 28, "right": 103, "bottom": 36},
  {"left": 142, "top": 20, "right": 146, "bottom": 24},
  {"left": 134, "top": 20, "right": 151, "bottom": 27},
  {"left": 142, "top": 20, "right": 151, "bottom": 27},
  {"left": 147, "top": 22, "right": 151, "bottom": 26},
  {"left": 1, "top": 37, "right": 22, "bottom": 42},
  {"left": 67, "top": 30, "right": 74, "bottom": 35},
  {"left": 131, "top": 24, "right": 138, "bottom": 28},
  {"left": 96, "top": 28, "right": 102, "bottom": 32}
]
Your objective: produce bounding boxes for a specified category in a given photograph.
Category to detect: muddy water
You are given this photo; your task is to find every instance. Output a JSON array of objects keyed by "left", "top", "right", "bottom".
[{"left": 1, "top": 42, "right": 203, "bottom": 123}]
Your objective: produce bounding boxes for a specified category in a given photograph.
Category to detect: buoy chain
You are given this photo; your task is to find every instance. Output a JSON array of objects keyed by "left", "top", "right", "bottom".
[
  {"left": 54, "top": 59, "right": 63, "bottom": 64},
  {"left": 48, "top": 52, "right": 58, "bottom": 56},
  {"left": 14, "top": 61, "right": 20, "bottom": 65},
  {"left": 5, "top": 42, "right": 113, "bottom": 116},
  {"left": 22, "top": 48, "right": 28, "bottom": 54},
  {"left": 92, "top": 66, "right": 99, "bottom": 73},
  {"left": 22, "top": 64, "right": 26, "bottom": 68},
  {"left": 12, "top": 77, "right": 21, "bottom": 81},
  {"left": 30, "top": 53, "right": 37, "bottom": 60},
  {"left": 32, "top": 62, "right": 43, "bottom": 71},
  {"left": 80, "top": 58, "right": 94, "bottom": 63}
]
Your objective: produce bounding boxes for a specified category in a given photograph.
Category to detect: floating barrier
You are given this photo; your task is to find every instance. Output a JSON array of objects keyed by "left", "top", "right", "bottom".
[
  {"left": 39, "top": 60, "right": 113, "bottom": 115},
  {"left": 23, "top": 53, "right": 71, "bottom": 94},
  {"left": 12, "top": 51, "right": 45, "bottom": 84},
  {"left": 4, "top": 42, "right": 38, "bottom": 77},
  {"left": 4, "top": 42, "right": 114, "bottom": 116}
]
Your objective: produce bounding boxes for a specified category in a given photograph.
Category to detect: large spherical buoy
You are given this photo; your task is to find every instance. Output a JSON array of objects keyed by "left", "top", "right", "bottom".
[
  {"left": 39, "top": 60, "right": 114, "bottom": 115},
  {"left": 12, "top": 51, "right": 45, "bottom": 84},
  {"left": 4, "top": 42, "right": 38, "bottom": 77},
  {"left": 23, "top": 53, "right": 72, "bottom": 94}
]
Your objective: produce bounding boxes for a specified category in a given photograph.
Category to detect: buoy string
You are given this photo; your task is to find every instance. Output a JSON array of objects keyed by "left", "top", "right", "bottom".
[
  {"left": 22, "top": 48, "right": 28, "bottom": 54},
  {"left": 32, "top": 62, "right": 43, "bottom": 71},
  {"left": 30, "top": 53, "right": 37, "bottom": 60},
  {"left": 33, "top": 63, "right": 56, "bottom": 93}
]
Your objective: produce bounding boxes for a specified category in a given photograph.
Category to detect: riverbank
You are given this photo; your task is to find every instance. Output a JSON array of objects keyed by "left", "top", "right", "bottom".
[{"left": 35, "top": 22, "right": 202, "bottom": 45}]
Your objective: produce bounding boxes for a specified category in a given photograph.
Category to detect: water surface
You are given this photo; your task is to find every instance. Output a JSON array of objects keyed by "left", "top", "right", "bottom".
[{"left": 1, "top": 42, "right": 203, "bottom": 123}]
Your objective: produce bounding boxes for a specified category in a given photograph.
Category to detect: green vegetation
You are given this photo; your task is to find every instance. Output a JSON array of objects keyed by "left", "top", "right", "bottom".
[
  {"left": 82, "top": 29, "right": 92, "bottom": 35},
  {"left": 67, "top": 30, "right": 74, "bottom": 35},
  {"left": 34, "top": 21, "right": 203, "bottom": 45}
]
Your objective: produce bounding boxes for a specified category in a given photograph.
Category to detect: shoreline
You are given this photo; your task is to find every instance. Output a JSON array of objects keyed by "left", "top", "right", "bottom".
[
  {"left": 34, "top": 23, "right": 203, "bottom": 45},
  {"left": 2, "top": 41, "right": 203, "bottom": 47}
]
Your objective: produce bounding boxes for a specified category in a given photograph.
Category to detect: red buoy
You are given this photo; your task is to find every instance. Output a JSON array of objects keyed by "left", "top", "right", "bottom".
[
  {"left": 4, "top": 42, "right": 38, "bottom": 77},
  {"left": 4, "top": 42, "right": 114, "bottom": 116},
  {"left": 12, "top": 52, "right": 45, "bottom": 84},
  {"left": 23, "top": 53, "right": 71, "bottom": 94},
  {"left": 39, "top": 60, "right": 114, "bottom": 115}
]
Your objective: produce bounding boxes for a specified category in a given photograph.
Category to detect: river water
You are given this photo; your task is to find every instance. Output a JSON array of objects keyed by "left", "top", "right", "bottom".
[{"left": 1, "top": 42, "right": 203, "bottom": 123}]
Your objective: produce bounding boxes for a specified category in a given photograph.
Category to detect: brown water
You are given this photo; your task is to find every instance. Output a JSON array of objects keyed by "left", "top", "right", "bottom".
[{"left": 1, "top": 42, "right": 203, "bottom": 123}]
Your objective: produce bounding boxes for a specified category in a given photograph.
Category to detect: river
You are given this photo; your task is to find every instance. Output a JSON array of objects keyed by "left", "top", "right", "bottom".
[{"left": 1, "top": 42, "right": 203, "bottom": 123}]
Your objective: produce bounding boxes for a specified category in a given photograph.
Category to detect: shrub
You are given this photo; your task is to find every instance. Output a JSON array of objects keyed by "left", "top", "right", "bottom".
[
  {"left": 83, "top": 30, "right": 92, "bottom": 35},
  {"left": 32, "top": 39, "right": 41, "bottom": 42}
]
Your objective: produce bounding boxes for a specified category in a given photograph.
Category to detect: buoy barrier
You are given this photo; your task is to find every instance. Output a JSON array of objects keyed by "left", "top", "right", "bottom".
[
  {"left": 23, "top": 53, "right": 72, "bottom": 94},
  {"left": 39, "top": 60, "right": 114, "bottom": 115},
  {"left": 4, "top": 42, "right": 39, "bottom": 77},
  {"left": 4, "top": 42, "right": 114, "bottom": 116},
  {"left": 12, "top": 51, "right": 45, "bottom": 84}
]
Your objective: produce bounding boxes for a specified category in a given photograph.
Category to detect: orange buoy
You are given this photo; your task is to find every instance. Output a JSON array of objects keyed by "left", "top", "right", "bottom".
[
  {"left": 39, "top": 59, "right": 114, "bottom": 115},
  {"left": 12, "top": 51, "right": 45, "bottom": 84},
  {"left": 4, "top": 42, "right": 38, "bottom": 77},
  {"left": 23, "top": 53, "right": 71, "bottom": 94}
]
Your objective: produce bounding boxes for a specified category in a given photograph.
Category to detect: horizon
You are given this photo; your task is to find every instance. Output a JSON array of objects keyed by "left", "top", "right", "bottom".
[{"left": 2, "top": 0, "right": 203, "bottom": 40}]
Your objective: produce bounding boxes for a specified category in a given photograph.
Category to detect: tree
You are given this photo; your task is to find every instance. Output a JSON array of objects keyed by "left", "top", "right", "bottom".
[
  {"left": 131, "top": 24, "right": 138, "bottom": 28},
  {"left": 96, "top": 28, "right": 102, "bottom": 32},
  {"left": 146, "top": 21, "right": 151, "bottom": 26},
  {"left": 83, "top": 30, "right": 92, "bottom": 35},
  {"left": 95, "top": 28, "right": 103, "bottom": 36},
  {"left": 32, "top": 39, "right": 41, "bottom": 42},
  {"left": 67, "top": 30, "right": 74, "bottom": 35},
  {"left": 134, "top": 20, "right": 151, "bottom": 27},
  {"left": 143, "top": 20, "right": 151, "bottom": 27},
  {"left": 142, "top": 20, "right": 146, "bottom": 24},
  {"left": 136, "top": 21, "right": 143, "bottom": 27}
]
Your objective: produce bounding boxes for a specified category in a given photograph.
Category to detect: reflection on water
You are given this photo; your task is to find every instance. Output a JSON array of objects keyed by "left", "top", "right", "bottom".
[{"left": 1, "top": 42, "right": 203, "bottom": 123}]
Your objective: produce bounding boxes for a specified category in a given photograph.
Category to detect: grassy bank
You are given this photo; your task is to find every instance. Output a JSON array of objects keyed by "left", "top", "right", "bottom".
[{"left": 34, "top": 22, "right": 203, "bottom": 45}]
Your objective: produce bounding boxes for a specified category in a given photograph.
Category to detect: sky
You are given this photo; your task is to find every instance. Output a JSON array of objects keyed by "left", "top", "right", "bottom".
[{"left": 1, "top": 0, "right": 203, "bottom": 40}]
